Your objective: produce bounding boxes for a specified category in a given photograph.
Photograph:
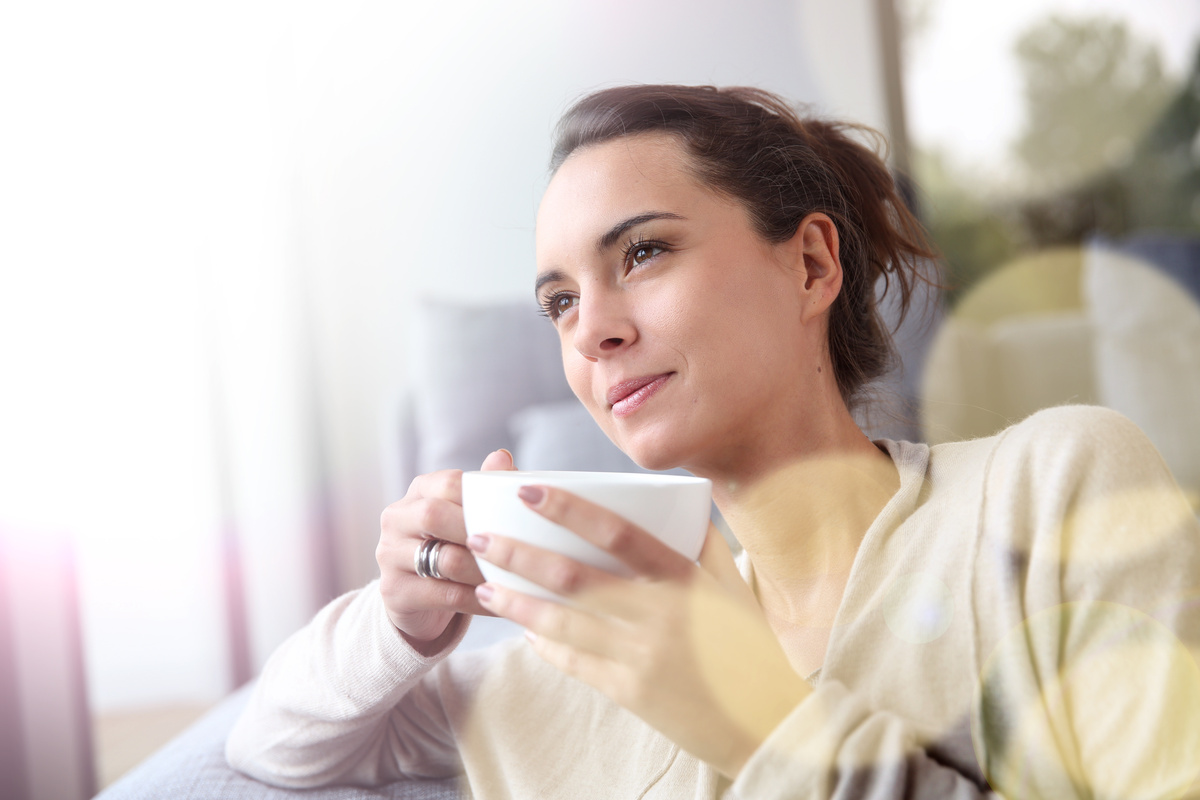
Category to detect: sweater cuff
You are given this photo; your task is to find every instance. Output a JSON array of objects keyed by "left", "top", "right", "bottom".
[{"left": 333, "top": 580, "right": 473, "bottom": 692}]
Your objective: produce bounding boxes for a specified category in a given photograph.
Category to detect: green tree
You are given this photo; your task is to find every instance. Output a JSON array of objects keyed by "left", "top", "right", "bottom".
[
  {"left": 1014, "top": 15, "right": 1175, "bottom": 194},
  {"left": 1121, "top": 44, "right": 1200, "bottom": 233}
]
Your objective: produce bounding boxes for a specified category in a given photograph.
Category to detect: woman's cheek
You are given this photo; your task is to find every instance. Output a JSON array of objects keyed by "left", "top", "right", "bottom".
[{"left": 563, "top": 356, "right": 600, "bottom": 416}]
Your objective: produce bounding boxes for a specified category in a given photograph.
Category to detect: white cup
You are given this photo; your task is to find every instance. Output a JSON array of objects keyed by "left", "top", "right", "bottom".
[{"left": 462, "top": 470, "right": 712, "bottom": 602}]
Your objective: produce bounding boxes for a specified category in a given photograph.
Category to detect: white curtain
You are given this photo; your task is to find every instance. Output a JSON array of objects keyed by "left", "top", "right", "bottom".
[{"left": 0, "top": 0, "right": 336, "bottom": 740}]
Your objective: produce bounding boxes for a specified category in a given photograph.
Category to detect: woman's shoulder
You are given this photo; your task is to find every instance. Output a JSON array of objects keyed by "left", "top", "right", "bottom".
[
  {"left": 928, "top": 404, "right": 1166, "bottom": 483},
  {"left": 930, "top": 403, "right": 1144, "bottom": 450},
  {"left": 919, "top": 405, "right": 1194, "bottom": 557},
  {"left": 987, "top": 404, "right": 1173, "bottom": 490},
  {"left": 968, "top": 406, "right": 1196, "bottom": 573},
  {"left": 996, "top": 403, "right": 1148, "bottom": 449}
]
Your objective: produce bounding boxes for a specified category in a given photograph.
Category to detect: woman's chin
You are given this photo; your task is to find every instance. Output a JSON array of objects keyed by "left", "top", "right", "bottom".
[
  {"left": 629, "top": 454, "right": 683, "bottom": 473},
  {"left": 619, "top": 435, "right": 692, "bottom": 474}
]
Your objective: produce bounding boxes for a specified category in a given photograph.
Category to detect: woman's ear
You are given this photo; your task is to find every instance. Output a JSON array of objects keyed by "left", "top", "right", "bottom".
[{"left": 790, "top": 212, "right": 843, "bottom": 321}]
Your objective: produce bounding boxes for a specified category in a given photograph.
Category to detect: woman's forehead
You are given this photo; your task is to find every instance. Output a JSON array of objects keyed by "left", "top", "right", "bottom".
[{"left": 535, "top": 134, "right": 705, "bottom": 246}]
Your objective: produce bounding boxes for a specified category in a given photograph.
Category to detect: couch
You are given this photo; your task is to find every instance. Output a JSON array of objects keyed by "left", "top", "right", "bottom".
[{"left": 94, "top": 684, "right": 467, "bottom": 800}]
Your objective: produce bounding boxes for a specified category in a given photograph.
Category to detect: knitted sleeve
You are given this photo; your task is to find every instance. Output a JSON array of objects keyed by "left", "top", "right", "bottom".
[{"left": 225, "top": 580, "right": 476, "bottom": 788}]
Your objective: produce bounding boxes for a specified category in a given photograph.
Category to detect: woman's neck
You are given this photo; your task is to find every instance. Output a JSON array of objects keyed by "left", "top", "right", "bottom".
[{"left": 708, "top": 416, "right": 900, "bottom": 629}]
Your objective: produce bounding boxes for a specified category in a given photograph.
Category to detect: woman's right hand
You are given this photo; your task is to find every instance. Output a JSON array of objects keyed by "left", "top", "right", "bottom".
[{"left": 376, "top": 448, "right": 516, "bottom": 655}]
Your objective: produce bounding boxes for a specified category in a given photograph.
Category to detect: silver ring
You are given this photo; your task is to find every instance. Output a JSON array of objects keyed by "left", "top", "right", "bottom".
[{"left": 414, "top": 538, "right": 446, "bottom": 580}]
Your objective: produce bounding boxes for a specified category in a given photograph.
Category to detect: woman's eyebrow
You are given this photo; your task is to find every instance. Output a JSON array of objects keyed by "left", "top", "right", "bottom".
[
  {"left": 535, "top": 212, "right": 686, "bottom": 296},
  {"left": 534, "top": 269, "right": 567, "bottom": 296},
  {"left": 597, "top": 211, "right": 684, "bottom": 252}
]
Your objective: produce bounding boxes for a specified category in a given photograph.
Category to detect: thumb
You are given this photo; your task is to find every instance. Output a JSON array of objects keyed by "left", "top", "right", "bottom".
[
  {"left": 480, "top": 448, "right": 516, "bottom": 471},
  {"left": 697, "top": 525, "right": 755, "bottom": 601}
]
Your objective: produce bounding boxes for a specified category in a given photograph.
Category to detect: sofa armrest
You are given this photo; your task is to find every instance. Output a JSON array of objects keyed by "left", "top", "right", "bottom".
[{"left": 95, "top": 683, "right": 466, "bottom": 800}]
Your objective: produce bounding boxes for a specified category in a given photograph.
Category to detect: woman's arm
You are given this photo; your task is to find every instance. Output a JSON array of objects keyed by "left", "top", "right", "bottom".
[
  {"left": 225, "top": 580, "right": 471, "bottom": 787},
  {"left": 227, "top": 449, "right": 517, "bottom": 788}
]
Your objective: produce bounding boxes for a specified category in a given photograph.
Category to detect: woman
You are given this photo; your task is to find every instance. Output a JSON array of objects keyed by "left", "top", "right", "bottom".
[{"left": 228, "top": 86, "right": 1200, "bottom": 798}]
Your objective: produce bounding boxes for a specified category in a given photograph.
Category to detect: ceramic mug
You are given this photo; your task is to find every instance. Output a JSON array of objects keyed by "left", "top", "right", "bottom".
[{"left": 462, "top": 470, "right": 712, "bottom": 601}]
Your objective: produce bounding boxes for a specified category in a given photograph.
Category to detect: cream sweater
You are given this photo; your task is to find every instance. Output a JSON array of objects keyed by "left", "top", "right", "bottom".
[{"left": 227, "top": 406, "right": 1200, "bottom": 799}]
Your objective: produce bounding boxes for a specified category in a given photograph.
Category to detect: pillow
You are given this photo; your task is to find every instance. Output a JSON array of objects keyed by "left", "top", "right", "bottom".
[
  {"left": 1085, "top": 247, "right": 1200, "bottom": 496},
  {"left": 988, "top": 312, "right": 1097, "bottom": 421},
  {"left": 918, "top": 312, "right": 1095, "bottom": 444},
  {"left": 509, "top": 400, "right": 651, "bottom": 474},
  {"left": 408, "top": 301, "right": 575, "bottom": 473},
  {"left": 920, "top": 317, "right": 1004, "bottom": 444}
]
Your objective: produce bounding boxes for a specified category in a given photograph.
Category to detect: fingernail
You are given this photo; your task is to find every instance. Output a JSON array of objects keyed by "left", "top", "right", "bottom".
[
  {"left": 467, "top": 534, "right": 489, "bottom": 553},
  {"left": 475, "top": 584, "right": 494, "bottom": 604},
  {"left": 518, "top": 485, "right": 545, "bottom": 506},
  {"left": 524, "top": 629, "right": 538, "bottom": 644},
  {"left": 497, "top": 448, "right": 513, "bottom": 464}
]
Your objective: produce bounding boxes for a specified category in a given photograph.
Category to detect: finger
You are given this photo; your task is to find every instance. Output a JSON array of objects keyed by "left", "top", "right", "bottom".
[
  {"left": 410, "top": 539, "right": 485, "bottom": 585},
  {"left": 470, "top": 533, "right": 640, "bottom": 615},
  {"left": 477, "top": 582, "right": 624, "bottom": 659},
  {"left": 405, "top": 469, "right": 464, "bottom": 504},
  {"left": 386, "top": 496, "right": 469, "bottom": 545},
  {"left": 481, "top": 448, "right": 516, "bottom": 471},
  {"left": 381, "top": 572, "right": 496, "bottom": 619},
  {"left": 520, "top": 485, "right": 693, "bottom": 580}
]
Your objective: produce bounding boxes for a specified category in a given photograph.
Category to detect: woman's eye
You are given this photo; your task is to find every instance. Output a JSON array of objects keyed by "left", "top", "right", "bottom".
[
  {"left": 629, "top": 244, "right": 664, "bottom": 267},
  {"left": 540, "top": 292, "right": 578, "bottom": 322}
]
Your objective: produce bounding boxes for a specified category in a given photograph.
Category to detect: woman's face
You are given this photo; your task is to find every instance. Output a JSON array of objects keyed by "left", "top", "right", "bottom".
[{"left": 534, "top": 133, "right": 830, "bottom": 475}]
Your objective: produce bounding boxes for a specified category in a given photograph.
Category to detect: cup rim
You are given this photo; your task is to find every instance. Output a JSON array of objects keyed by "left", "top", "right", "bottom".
[{"left": 462, "top": 469, "right": 709, "bottom": 486}]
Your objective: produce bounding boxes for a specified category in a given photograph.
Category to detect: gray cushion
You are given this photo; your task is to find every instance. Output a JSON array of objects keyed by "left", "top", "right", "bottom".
[
  {"left": 511, "top": 400, "right": 698, "bottom": 479},
  {"left": 408, "top": 301, "right": 575, "bottom": 474},
  {"left": 95, "top": 685, "right": 466, "bottom": 800},
  {"left": 510, "top": 400, "right": 644, "bottom": 473}
]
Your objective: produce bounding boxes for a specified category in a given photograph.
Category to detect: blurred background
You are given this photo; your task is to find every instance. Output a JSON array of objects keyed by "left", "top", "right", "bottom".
[{"left": 1, "top": 0, "right": 1197, "bottom": 797}]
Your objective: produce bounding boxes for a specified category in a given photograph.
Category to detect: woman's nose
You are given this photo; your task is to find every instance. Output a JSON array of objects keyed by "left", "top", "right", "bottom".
[{"left": 572, "top": 295, "right": 636, "bottom": 362}]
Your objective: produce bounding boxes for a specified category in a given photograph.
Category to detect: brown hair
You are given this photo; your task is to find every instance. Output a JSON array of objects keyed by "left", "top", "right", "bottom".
[{"left": 550, "top": 85, "right": 938, "bottom": 407}]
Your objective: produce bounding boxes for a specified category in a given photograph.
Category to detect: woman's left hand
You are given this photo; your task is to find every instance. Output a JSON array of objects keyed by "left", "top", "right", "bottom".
[{"left": 469, "top": 484, "right": 811, "bottom": 779}]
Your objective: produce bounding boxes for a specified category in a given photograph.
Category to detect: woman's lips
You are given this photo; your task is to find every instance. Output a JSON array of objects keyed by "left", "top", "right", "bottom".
[{"left": 608, "top": 373, "right": 673, "bottom": 418}]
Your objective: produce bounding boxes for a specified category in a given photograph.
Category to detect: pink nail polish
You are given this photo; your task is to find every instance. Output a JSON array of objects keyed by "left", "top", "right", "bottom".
[{"left": 518, "top": 485, "right": 545, "bottom": 505}]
